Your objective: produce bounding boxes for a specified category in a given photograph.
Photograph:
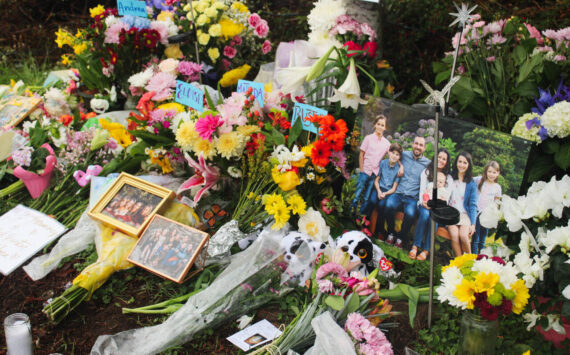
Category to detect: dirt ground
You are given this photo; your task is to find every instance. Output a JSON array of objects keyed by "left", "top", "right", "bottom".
[{"left": 0, "top": 250, "right": 423, "bottom": 354}]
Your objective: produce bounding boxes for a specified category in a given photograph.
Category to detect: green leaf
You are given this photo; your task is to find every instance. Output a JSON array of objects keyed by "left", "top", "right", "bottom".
[
  {"left": 29, "top": 122, "right": 49, "bottom": 149},
  {"left": 542, "top": 140, "right": 560, "bottom": 154},
  {"left": 515, "top": 81, "right": 537, "bottom": 98},
  {"left": 434, "top": 70, "right": 451, "bottom": 86},
  {"left": 129, "top": 130, "right": 174, "bottom": 146},
  {"left": 513, "top": 45, "right": 527, "bottom": 65},
  {"left": 432, "top": 61, "right": 448, "bottom": 74},
  {"left": 562, "top": 301, "right": 570, "bottom": 318},
  {"left": 526, "top": 156, "right": 553, "bottom": 182},
  {"left": 325, "top": 295, "right": 345, "bottom": 311},
  {"left": 204, "top": 86, "right": 215, "bottom": 110},
  {"left": 397, "top": 284, "right": 419, "bottom": 327},
  {"left": 128, "top": 141, "right": 150, "bottom": 156},
  {"left": 288, "top": 116, "right": 303, "bottom": 149},
  {"left": 554, "top": 143, "right": 570, "bottom": 170},
  {"left": 517, "top": 55, "right": 543, "bottom": 84}
]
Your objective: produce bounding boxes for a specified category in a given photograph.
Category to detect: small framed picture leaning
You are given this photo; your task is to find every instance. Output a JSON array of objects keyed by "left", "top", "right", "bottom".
[
  {"left": 88, "top": 172, "right": 175, "bottom": 237},
  {"left": 127, "top": 215, "right": 210, "bottom": 283}
]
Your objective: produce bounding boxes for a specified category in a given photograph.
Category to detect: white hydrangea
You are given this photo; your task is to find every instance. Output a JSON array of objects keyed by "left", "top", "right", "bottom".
[{"left": 541, "top": 101, "right": 570, "bottom": 138}]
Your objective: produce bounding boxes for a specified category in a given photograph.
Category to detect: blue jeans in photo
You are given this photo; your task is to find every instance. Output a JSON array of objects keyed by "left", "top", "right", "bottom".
[
  {"left": 471, "top": 215, "right": 488, "bottom": 254},
  {"left": 385, "top": 193, "right": 419, "bottom": 244},
  {"left": 352, "top": 172, "right": 376, "bottom": 215},
  {"left": 412, "top": 205, "right": 437, "bottom": 251},
  {"left": 368, "top": 188, "right": 389, "bottom": 234}
]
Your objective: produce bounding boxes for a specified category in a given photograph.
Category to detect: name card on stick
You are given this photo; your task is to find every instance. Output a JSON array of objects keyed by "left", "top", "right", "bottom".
[
  {"left": 176, "top": 80, "right": 204, "bottom": 112},
  {"left": 237, "top": 80, "right": 265, "bottom": 107},
  {"left": 117, "top": 0, "right": 148, "bottom": 18},
  {"left": 291, "top": 103, "right": 327, "bottom": 134}
]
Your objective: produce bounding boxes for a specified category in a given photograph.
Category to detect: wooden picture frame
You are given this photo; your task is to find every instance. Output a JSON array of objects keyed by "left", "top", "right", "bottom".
[
  {"left": 0, "top": 96, "right": 41, "bottom": 128},
  {"left": 127, "top": 215, "right": 210, "bottom": 283},
  {"left": 88, "top": 172, "right": 175, "bottom": 237}
]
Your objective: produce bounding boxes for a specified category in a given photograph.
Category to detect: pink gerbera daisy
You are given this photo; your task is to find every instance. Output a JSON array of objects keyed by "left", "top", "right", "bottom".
[{"left": 194, "top": 114, "right": 224, "bottom": 141}]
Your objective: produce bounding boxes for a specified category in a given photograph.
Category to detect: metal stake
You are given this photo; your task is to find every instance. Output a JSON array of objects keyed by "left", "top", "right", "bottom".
[{"left": 428, "top": 105, "right": 441, "bottom": 328}]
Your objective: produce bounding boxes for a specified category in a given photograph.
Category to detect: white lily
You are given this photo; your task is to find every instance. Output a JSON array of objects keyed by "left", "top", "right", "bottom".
[
  {"left": 546, "top": 314, "right": 566, "bottom": 334},
  {"left": 275, "top": 66, "right": 312, "bottom": 94},
  {"left": 328, "top": 58, "right": 367, "bottom": 110},
  {"left": 523, "top": 310, "right": 541, "bottom": 331}
]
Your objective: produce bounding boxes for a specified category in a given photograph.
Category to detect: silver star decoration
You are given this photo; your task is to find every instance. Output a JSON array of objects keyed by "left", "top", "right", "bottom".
[
  {"left": 449, "top": 2, "right": 477, "bottom": 28},
  {"left": 420, "top": 77, "right": 460, "bottom": 111}
]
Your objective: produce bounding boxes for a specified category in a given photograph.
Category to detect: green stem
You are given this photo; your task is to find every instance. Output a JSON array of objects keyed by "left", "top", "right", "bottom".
[{"left": 0, "top": 180, "right": 25, "bottom": 198}]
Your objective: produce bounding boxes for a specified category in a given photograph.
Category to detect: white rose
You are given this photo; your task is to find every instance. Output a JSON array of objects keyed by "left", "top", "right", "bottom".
[{"left": 158, "top": 58, "right": 180, "bottom": 76}]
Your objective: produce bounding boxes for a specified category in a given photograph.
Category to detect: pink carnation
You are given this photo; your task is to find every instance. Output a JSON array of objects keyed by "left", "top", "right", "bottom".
[
  {"left": 221, "top": 59, "right": 231, "bottom": 70},
  {"left": 254, "top": 19, "right": 269, "bottom": 38},
  {"left": 178, "top": 61, "right": 203, "bottom": 82},
  {"left": 223, "top": 45, "right": 237, "bottom": 58},
  {"left": 345, "top": 312, "right": 393, "bottom": 355},
  {"left": 363, "top": 41, "right": 378, "bottom": 58},
  {"left": 232, "top": 35, "right": 243, "bottom": 46},
  {"left": 145, "top": 72, "right": 177, "bottom": 101},
  {"left": 195, "top": 114, "right": 223, "bottom": 142},
  {"left": 105, "top": 22, "right": 130, "bottom": 44},
  {"left": 360, "top": 22, "right": 377, "bottom": 41},
  {"left": 542, "top": 29, "right": 563, "bottom": 42},
  {"left": 248, "top": 13, "right": 261, "bottom": 28},
  {"left": 262, "top": 40, "right": 272, "bottom": 54}
]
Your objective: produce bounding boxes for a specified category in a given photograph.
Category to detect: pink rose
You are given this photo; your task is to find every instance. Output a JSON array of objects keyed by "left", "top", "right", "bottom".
[
  {"left": 254, "top": 20, "right": 269, "bottom": 38},
  {"left": 248, "top": 13, "right": 261, "bottom": 28},
  {"left": 262, "top": 40, "right": 272, "bottom": 54},
  {"left": 223, "top": 45, "right": 237, "bottom": 59}
]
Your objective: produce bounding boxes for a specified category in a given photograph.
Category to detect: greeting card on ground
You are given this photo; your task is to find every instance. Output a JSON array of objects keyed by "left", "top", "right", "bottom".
[
  {"left": 0, "top": 205, "right": 67, "bottom": 275},
  {"left": 226, "top": 319, "right": 282, "bottom": 351}
]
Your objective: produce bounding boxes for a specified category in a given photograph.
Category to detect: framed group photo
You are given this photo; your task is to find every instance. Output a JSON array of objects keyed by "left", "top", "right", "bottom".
[
  {"left": 0, "top": 96, "right": 41, "bottom": 128},
  {"left": 88, "top": 172, "right": 175, "bottom": 237},
  {"left": 127, "top": 215, "right": 210, "bottom": 283}
]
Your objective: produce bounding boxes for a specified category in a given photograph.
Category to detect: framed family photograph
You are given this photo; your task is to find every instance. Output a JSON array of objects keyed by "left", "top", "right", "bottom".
[
  {"left": 88, "top": 172, "right": 175, "bottom": 237},
  {"left": 0, "top": 96, "right": 41, "bottom": 128},
  {"left": 127, "top": 215, "right": 210, "bottom": 283}
]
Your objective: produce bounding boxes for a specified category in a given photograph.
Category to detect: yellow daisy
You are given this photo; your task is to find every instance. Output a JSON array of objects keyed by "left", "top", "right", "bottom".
[
  {"left": 443, "top": 253, "right": 477, "bottom": 272},
  {"left": 511, "top": 279, "right": 530, "bottom": 314},
  {"left": 287, "top": 194, "right": 306, "bottom": 215},
  {"left": 453, "top": 279, "right": 476, "bottom": 309},
  {"left": 473, "top": 272, "right": 499, "bottom": 297}
]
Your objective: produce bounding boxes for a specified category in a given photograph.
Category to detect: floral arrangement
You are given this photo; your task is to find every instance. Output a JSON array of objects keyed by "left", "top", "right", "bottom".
[
  {"left": 479, "top": 175, "right": 570, "bottom": 337},
  {"left": 345, "top": 312, "right": 394, "bottom": 355},
  {"left": 435, "top": 15, "right": 570, "bottom": 132},
  {"left": 55, "top": 5, "right": 176, "bottom": 98},
  {"left": 315, "top": 262, "right": 380, "bottom": 306},
  {"left": 437, "top": 253, "right": 530, "bottom": 321},
  {"left": 175, "top": 0, "right": 272, "bottom": 86}
]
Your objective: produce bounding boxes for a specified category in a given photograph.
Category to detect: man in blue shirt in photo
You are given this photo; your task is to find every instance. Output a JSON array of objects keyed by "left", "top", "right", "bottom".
[{"left": 384, "top": 136, "right": 430, "bottom": 248}]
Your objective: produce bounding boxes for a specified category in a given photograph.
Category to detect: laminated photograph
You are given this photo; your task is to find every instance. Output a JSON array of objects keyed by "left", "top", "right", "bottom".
[{"left": 226, "top": 319, "right": 283, "bottom": 351}]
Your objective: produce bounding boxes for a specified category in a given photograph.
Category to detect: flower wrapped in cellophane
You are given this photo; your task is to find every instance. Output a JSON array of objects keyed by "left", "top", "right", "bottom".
[{"left": 437, "top": 253, "right": 530, "bottom": 321}]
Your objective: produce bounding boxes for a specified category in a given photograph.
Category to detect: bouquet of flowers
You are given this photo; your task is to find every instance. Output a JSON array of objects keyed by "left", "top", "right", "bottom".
[
  {"left": 437, "top": 253, "right": 530, "bottom": 321},
  {"left": 479, "top": 175, "right": 570, "bottom": 341},
  {"left": 435, "top": 15, "right": 570, "bottom": 132},
  {"left": 344, "top": 312, "right": 394, "bottom": 355},
  {"left": 174, "top": 0, "right": 272, "bottom": 86}
]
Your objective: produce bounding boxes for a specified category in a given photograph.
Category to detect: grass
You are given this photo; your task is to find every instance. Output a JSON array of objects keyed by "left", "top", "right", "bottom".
[{"left": 0, "top": 52, "right": 57, "bottom": 87}]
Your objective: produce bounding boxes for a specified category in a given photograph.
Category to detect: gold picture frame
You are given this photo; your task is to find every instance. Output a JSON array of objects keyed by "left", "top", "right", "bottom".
[
  {"left": 127, "top": 215, "right": 210, "bottom": 283},
  {"left": 0, "top": 96, "right": 41, "bottom": 128},
  {"left": 88, "top": 172, "right": 175, "bottom": 237}
]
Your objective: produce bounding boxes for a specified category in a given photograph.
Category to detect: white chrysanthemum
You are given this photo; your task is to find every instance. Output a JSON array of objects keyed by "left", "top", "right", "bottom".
[
  {"left": 128, "top": 67, "right": 154, "bottom": 88},
  {"left": 541, "top": 101, "right": 570, "bottom": 138},
  {"left": 436, "top": 266, "right": 466, "bottom": 308},
  {"left": 297, "top": 207, "right": 330, "bottom": 242},
  {"left": 307, "top": 0, "right": 346, "bottom": 33},
  {"left": 550, "top": 175, "right": 570, "bottom": 218},
  {"left": 308, "top": 29, "right": 342, "bottom": 53},
  {"left": 44, "top": 88, "right": 70, "bottom": 117}
]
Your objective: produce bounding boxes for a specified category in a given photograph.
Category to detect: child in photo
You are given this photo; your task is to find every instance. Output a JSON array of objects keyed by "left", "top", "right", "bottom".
[
  {"left": 472, "top": 161, "right": 502, "bottom": 254},
  {"left": 370, "top": 142, "right": 403, "bottom": 238},
  {"left": 422, "top": 171, "right": 448, "bottom": 203},
  {"left": 351, "top": 114, "right": 391, "bottom": 216}
]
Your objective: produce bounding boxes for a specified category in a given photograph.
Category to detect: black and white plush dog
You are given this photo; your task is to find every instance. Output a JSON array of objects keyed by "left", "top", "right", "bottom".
[
  {"left": 280, "top": 231, "right": 328, "bottom": 285},
  {"left": 331, "top": 231, "right": 387, "bottom": 276}
]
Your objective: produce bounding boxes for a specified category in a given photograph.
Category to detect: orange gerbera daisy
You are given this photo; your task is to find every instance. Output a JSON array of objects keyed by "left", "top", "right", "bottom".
[
  {"left": 311, "top": 139, "right": 332, "bottom": 167},
  {"left": 319, "top": 116, "right": 348, "bottom": 142}
]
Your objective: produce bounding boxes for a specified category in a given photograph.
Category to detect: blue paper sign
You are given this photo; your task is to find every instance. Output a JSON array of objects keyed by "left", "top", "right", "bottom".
[
  {"left": 117, "top": 0, "right": 148, "bottom": 18},
  {"left": 291, "top": 103, "right": 328, "bottom": 134},
  {"left": 175, "top": 80, "right": 204, "bottom": 112},
  {"left": 237, "top": 80, "right": 265, "bottom": 107}
]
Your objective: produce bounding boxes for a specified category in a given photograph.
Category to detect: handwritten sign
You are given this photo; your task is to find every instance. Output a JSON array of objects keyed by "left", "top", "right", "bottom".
[
  {"left": 176, "top": 80, "right": 204, "bottom": 112},
  {"left": 291, "top": 103, "right": 327, "bottom": 134},
  {"left": 117, "top": 0, "right": 148, "bottom": 18},
  {"left": 237, "top": 80, "right": 265, "bottom": 107}
]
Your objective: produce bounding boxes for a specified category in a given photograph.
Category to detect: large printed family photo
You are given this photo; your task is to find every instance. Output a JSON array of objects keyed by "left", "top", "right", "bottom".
[{"left": 353, "top": 98, "right": 532, "bottom": 262}]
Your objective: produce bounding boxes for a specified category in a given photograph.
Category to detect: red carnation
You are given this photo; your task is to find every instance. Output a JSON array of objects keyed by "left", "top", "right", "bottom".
[
  {"left": 363, "top": 41, "right": 378, "bottom": 58},
  {"left": 344, "top": 41, "right": 362, "bottom": 57}
]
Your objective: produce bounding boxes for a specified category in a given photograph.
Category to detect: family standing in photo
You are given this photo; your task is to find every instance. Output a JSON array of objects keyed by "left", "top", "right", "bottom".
[{"left": 354, "top": 116, "right": 503, "bottom": 259}]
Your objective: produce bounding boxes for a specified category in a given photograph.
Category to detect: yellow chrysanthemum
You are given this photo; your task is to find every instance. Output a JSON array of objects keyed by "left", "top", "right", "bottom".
[
  {"left": 236, "top": 124, "right": 260, "bottom": 137},
  {"left": 197, "top": 31, "right": 210, "bottom": 46},
  {"left": 473, "top": 272, "right": 499, "bottom": 298},
  {"left": 165, "top": 44, "right": 183, "bottom": 59},
  {"left": 157, "top": 11, "right": 174, "bottom": 21},
  {"left": 194, "top": 0, "right": 209, "bottom": 13},
  {"left": 231, "top": 2, "right": 249, "bottom": 13},
  {"left": 272, "top": 204, "right": 290, "bottom": 230},
  {"left": 207, "top": 47, "right": 220, "bottom": 62},
  {"left": 216, "top": 132, "right": 243, "bottom": 159},
  {"left": 89, "top": 5, "right": 105, "bottom": 18},
  {"left": 208, "top": 23, "right": 222, "bottom": 37},
  {"left": 61, "top": 55, "right": 71, "bottom": 66},
  {"left": 443, "top": 253, "right": 477, "bottom": 272},
  {"left": 219, "top": 18, "right": 246, "bottom": 39},
  {"left": 301, "top": 144, "right": 313, "bottom": 157},
  {"left": 287, "top": 194, "right": 306, "bottom": 215},
  {"left": 511, "top": 279, "right": 530, "bottom": 314},
  {"left": 158, "top": 102, "right": 185, "bottom": 113},
  {"left": 214, "top": 1, "right": 226, "bottom": 10},
  {"left": 263, "top": 193, "right": 285, "bottom": 215},
  {"left": 193, "top": 138, "right": 217, "bottom": 160},
  {"left": 176, "top": 121, "right": 199, "bottom": 150},
  {"left": 99, "top": 119, "right": 132, "bottom": 148},
  {"left": 219, "top": 64, "right": 251, "bottom": 87},
  {"left": 453, "top": 279, "right": 476, "bottom": 309}
]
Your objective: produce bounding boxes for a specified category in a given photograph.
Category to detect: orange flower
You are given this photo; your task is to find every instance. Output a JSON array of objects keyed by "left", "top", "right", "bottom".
[
  {"left": 311, "top": 140, "right": 332, "bottom": 167},
  {"left": 59, "top": 114, "right": 73, "bottom": 126},
  {"left": 319, "top": 116, "right": 347, "bottom": 142},
  {"left": 80, "top": 112, "right": 97, "bottom": 121}
]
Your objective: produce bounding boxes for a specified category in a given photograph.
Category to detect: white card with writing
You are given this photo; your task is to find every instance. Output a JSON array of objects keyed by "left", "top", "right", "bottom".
[
  {"left": 0, "top": 205, "right": 67, "bottom": 275},
  {"left": 226, "top": 319, "right": 282, "bottom": 351}
]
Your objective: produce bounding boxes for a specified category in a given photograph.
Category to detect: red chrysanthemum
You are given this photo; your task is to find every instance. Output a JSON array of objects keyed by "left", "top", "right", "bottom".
[{"left": 311, "top": 139, "right": 332, "bottom": 167}]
